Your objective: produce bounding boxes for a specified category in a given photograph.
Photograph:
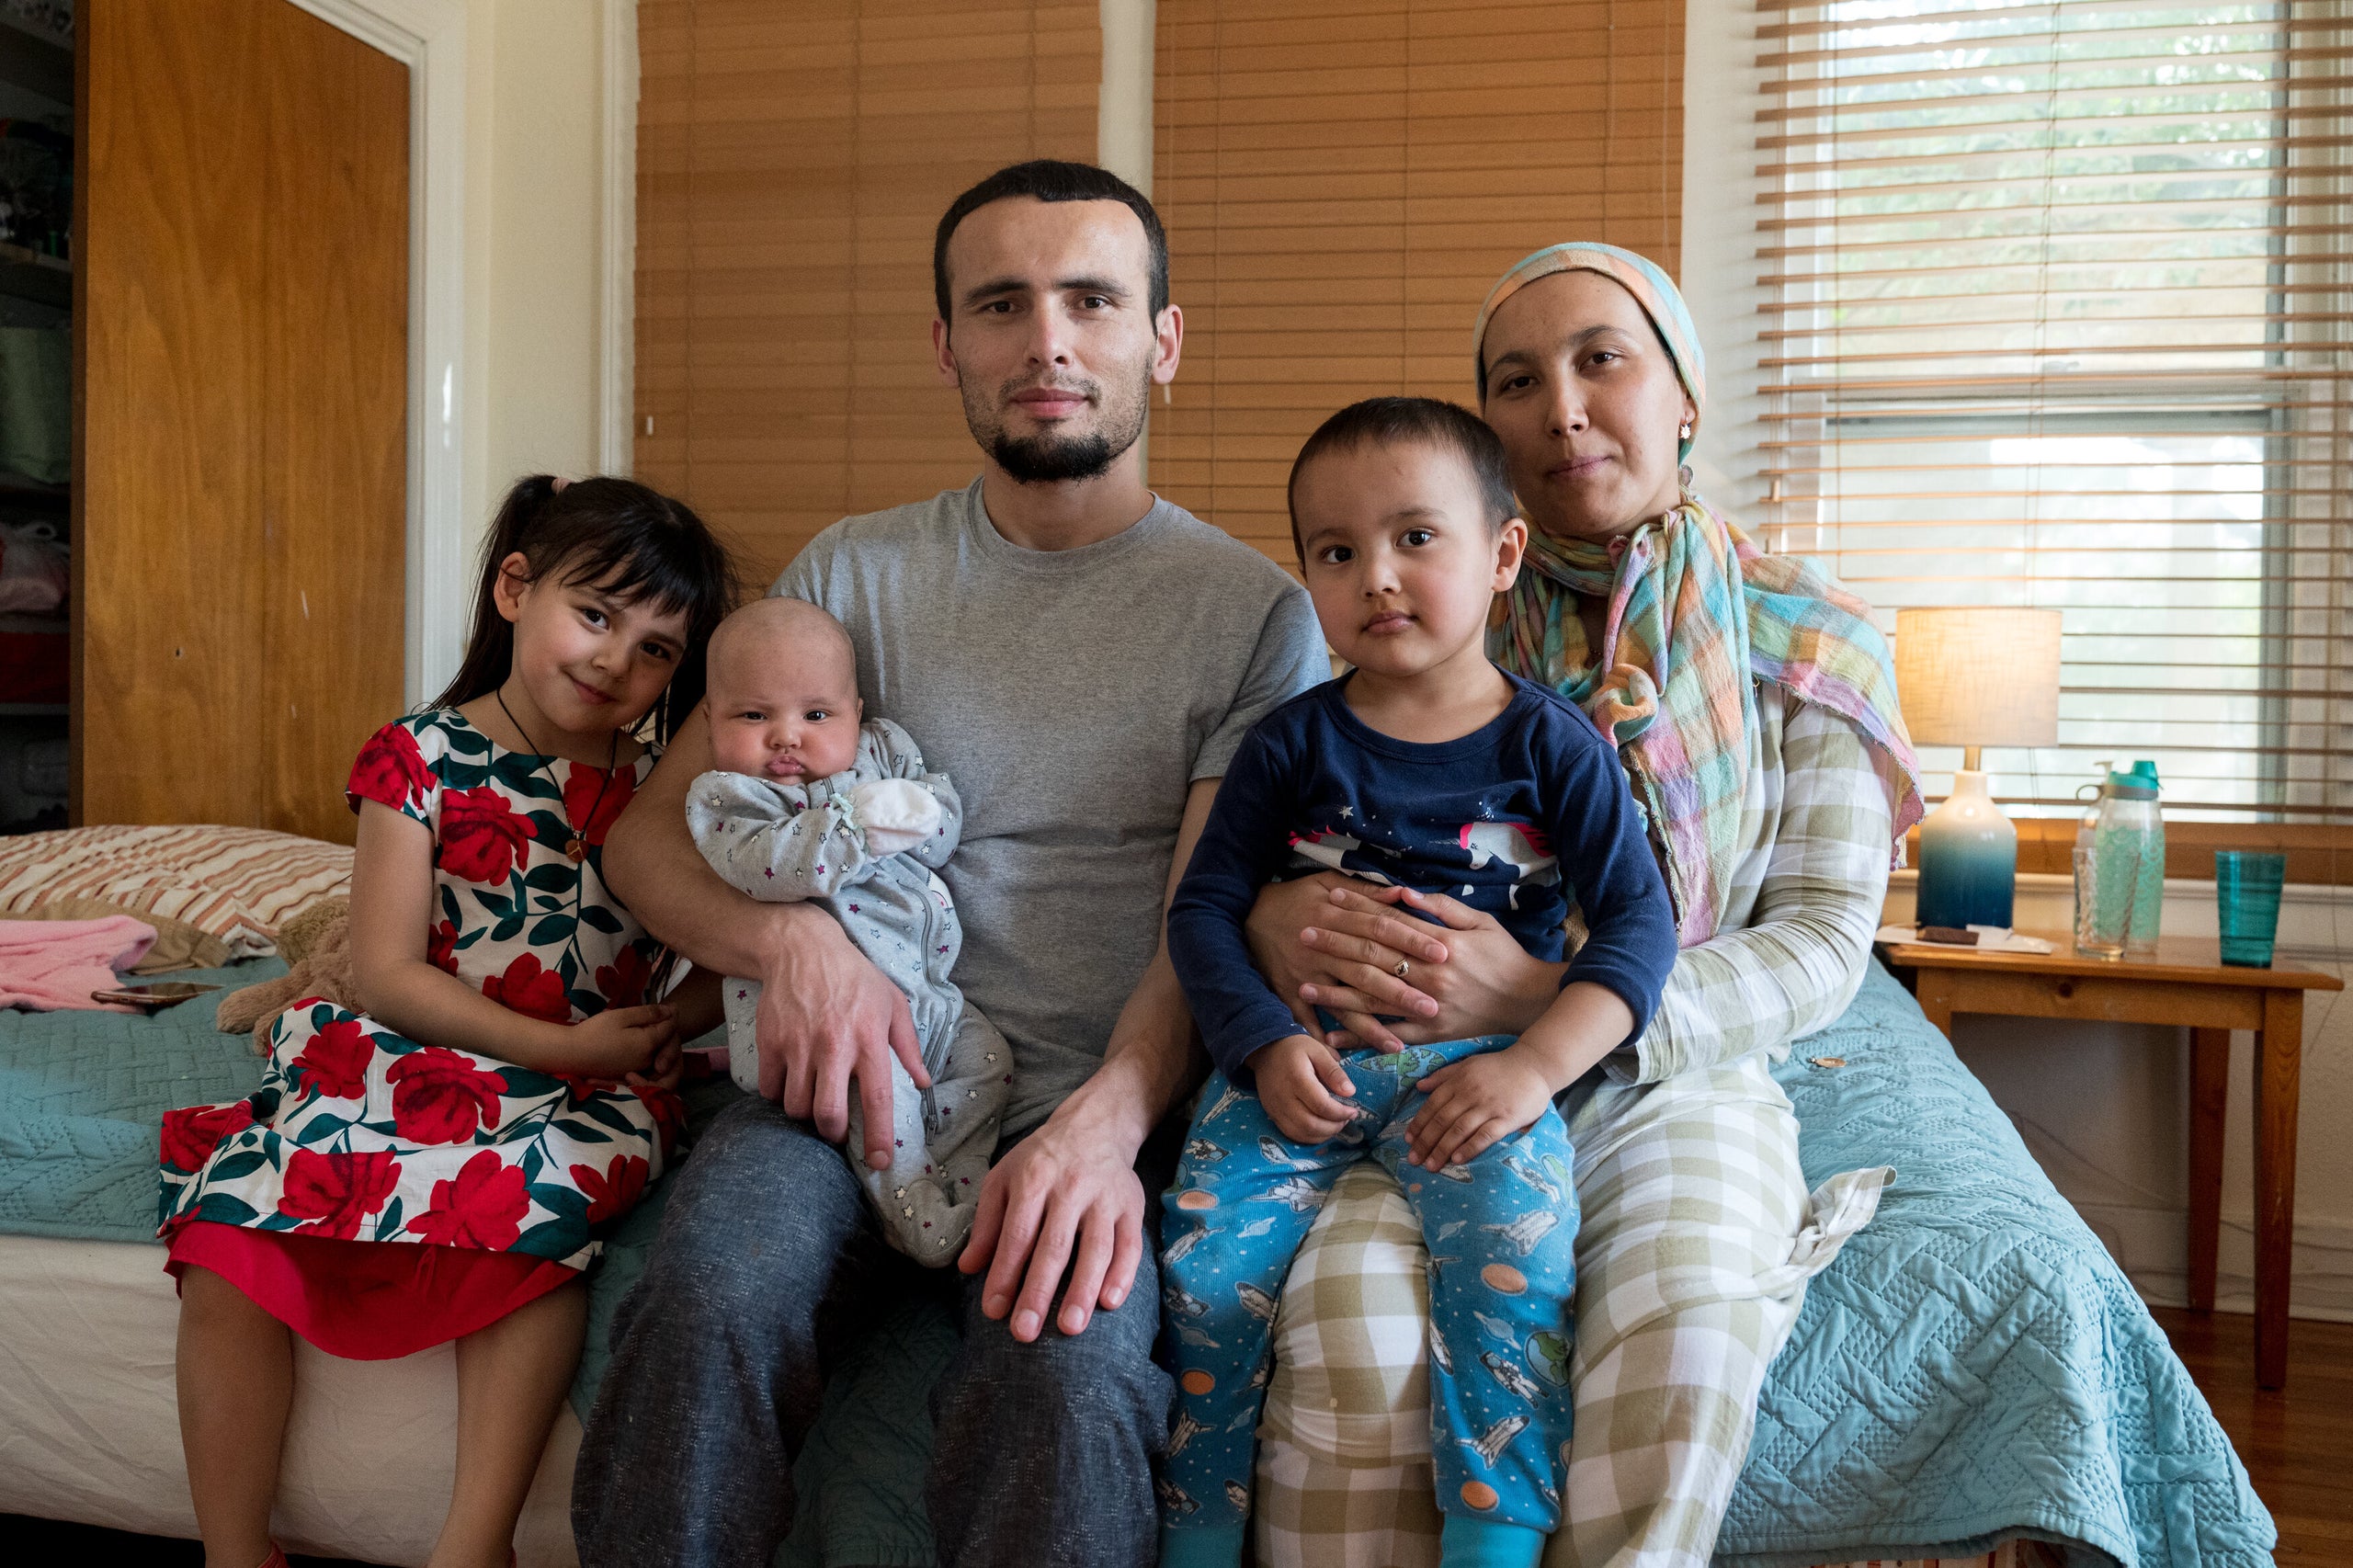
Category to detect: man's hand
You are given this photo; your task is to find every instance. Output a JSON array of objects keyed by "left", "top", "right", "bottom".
[
  {"left": 1404, "top": 1045, "right": 1553, "bottom": 1169},
  {"left": 959, "top": 1099, "right": 1147, "bottom": 1343},
  {"left": 756, "top": 906, "right": 931, "bottom": 1170},
  {"left": 1243, "top": 1034, "right": 1358, "bottom": 1143}
]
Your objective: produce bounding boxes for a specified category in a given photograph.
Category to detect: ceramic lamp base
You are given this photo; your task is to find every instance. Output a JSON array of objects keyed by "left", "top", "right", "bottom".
[{"left": 1915, "top": 768, "right": 2018, "bottom": 929}]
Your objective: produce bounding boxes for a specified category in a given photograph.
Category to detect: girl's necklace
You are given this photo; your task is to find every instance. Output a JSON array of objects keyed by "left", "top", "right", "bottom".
[{"left": 496, "top": 689, "right": 617, "bottom": 864}]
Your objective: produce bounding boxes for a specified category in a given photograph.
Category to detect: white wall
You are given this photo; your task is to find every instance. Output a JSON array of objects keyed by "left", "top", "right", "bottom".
[
  {"left": 458, "top": 0, "right": 620, "bottom": 575},
  {"left": 1684, "top": 0, "right": 2353, "bottom": 1321}
]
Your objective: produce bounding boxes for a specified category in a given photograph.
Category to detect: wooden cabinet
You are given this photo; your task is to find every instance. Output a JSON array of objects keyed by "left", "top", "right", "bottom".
[{"left": 75, "top": 0, "right": 408, "bottom": 845}]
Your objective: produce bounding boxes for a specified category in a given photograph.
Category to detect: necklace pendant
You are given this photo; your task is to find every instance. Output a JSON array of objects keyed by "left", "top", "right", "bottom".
[{"left": 565, "top": 837, "right": 586, "bottom": 863}]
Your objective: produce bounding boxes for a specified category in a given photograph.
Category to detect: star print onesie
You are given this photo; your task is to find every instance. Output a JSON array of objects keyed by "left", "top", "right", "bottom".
[
  {"left": 1157, "top": 671, "right": 1678, "bottom": 1568},
  {"left": 687, "top": 716, "right": 1006, "bottom": 1263}
]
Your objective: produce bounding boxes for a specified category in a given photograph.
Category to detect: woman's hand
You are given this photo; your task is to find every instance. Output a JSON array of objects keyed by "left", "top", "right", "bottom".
[
  {"left": 1245, "top": 873, "right": 1448, "bottom": 1042},
  {"left": 1267, "top": 881, "right": 1566, "bottom": 1048}
]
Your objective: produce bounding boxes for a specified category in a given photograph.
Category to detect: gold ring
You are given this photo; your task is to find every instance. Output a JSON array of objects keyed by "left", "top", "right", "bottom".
[{"left": 1393, "top": 958, "right": 1411, "bottom": 981}]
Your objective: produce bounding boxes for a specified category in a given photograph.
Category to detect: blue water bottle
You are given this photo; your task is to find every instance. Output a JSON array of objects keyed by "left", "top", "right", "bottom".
[{"left": 2092, "top": 761, "right": 2165, "bottom": 957}]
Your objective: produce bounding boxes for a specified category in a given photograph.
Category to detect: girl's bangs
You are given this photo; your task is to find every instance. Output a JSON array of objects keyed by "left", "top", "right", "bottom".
[{"left": 552, "top": 533, "right": 726, "bottom": 630}]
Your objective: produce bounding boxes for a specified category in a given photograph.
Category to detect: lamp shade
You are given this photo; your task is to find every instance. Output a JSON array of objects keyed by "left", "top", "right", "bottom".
[{"left": 1894, "top": 607, "right": 2063, "bottom": 749}]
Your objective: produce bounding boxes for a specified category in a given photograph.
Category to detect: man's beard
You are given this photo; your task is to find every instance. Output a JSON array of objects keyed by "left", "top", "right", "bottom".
[
  {"left": 991, "top": 426, "right": 1120, "bottom": 484},
  {"left": 961, "top": 360, "right": 1152, "bottom": 486}
]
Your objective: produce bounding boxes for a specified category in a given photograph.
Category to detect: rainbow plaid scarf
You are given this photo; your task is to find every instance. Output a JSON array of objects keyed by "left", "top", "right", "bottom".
[{"left": 1495, "top": 494, "right": 1923, "bottom": 945}]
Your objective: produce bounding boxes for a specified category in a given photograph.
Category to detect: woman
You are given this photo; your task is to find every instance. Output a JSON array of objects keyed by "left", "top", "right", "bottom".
[{"left": 1242, "top": 245, "right": 1921, "bottom": 1566}]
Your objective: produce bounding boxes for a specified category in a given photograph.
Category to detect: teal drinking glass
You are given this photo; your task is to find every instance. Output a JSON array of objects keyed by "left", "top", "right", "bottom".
[{"left": 2214, "top": 850, "right": 2287, "bottom": 968}]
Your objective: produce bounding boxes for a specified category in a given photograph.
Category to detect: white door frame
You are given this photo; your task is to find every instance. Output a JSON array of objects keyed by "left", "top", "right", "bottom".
[
  {"left": 283, "top": 0, "right": 467, "bottom": 707},
  {"left": 600, "top": 0, "right": 637, "bottom": 475}
]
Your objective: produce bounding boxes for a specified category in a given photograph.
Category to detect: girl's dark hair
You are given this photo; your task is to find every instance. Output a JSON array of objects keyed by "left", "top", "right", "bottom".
[{"left": 431, "top": 474, "right": 739, "bottom": 743}]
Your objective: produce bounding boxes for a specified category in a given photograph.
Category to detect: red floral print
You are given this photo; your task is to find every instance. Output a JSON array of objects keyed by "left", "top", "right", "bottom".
[
  {"left": 160, "top": 1101, "right": 256, "bottom": 1173},
  {"left": 349, "top": 723, "right": 433, "bottom": 814},
  {"left": 557, "top": 1071, "right": 613, "bottom": 1103},
  {"left": 632, "top": 1083, "right": 687, "bottom": 1156},
  {"left": 426, "top": 918, "right": 460, "bottom": 974},
  {"left": 153, "top": 711, "right": 679, "bottom": 1275},
  {"left": 291, "top": 1018, "right": 374, "bottom": 1099},
  {"left": 409, "top": 1149, "right": 530, "bottom": 1250},
  {"left": 279, "top": 1148, "right": 402, "bottom": 1240},
  {"left": 483, "top": 952, "right": 574, "bottom": 1025},
  {"left": 595, "top": 944, "right": 653, "bottom": 1009},
  {"left": 386, "top": 1046, "right": 510, "bottom": 1144},
  {"left": 438, "top": 785, "right": 536, "bottom": 883},
  {"left": 563, "top": 762, "right": 636, "bottom": 849},
  {"left": 572, "top": 1153, "right": 651, "bottom": 1226}
]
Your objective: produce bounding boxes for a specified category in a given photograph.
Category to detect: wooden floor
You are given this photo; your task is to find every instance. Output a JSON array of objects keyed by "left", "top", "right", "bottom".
[
  {"left": 2152, "top": 1307, "right": 2353, "bottom": 1562},
  {"left": 8, "top": 1310, "right": 2347, "bottom": 1564}
]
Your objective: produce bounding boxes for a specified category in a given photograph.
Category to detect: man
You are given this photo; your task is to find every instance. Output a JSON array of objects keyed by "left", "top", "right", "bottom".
[{"left": 573, "top": 161, "right": 1327, "bottom": 1568}]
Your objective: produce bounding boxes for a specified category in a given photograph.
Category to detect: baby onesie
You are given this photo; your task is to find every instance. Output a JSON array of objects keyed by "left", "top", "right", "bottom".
[{"left": 687, "top": 717, "right": 1007, "bottom": 1261}]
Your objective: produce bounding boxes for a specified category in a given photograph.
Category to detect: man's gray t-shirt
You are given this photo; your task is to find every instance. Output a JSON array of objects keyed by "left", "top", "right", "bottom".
[{"left": 775, "top": 478, "right": 1327, "bottom": 1137}]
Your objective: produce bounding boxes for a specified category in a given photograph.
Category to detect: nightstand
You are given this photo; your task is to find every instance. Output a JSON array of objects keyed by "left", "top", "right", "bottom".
[{"left": 1876, "top": 931, "right": 2341, "bottom": 1389}]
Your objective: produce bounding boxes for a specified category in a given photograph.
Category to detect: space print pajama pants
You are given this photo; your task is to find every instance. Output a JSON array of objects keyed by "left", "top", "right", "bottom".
[{"left": 1159, "top": 1034, "right": 1579, "bottom": 1566}]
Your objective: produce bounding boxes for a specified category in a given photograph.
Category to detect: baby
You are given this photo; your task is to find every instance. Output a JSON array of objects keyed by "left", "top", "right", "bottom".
[
  {"left": 1158, "top": 399, "right": 1679, "bottom": 1568},
  {"left": 686, "top": 597, "right": 1006, "bottom": 1262}
]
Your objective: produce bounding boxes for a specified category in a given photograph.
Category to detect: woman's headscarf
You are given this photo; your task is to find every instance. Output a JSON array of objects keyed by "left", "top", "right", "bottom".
[
  {"left": 1475, "top": 243, "right": 1707, "bottom": 462},
  {"left": 1474, "top": 242, "right": 1922, "bottom": 946}
]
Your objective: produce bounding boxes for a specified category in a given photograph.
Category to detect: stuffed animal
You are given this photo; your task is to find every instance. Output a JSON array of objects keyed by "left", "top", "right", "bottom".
[{"left": 213, "top": 897, "right": 357, "bottom": 1051}]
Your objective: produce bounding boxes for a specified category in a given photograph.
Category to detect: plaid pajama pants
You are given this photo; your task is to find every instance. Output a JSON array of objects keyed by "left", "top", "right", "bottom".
[{"left": 1254, "top": 1051, "right": 1890, "bottom": 1568}]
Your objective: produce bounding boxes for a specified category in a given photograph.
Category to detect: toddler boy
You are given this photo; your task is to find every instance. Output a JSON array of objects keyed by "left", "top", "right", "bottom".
[
  {"left": 686, "top": 597, "right": 1006, "bottom": 1261},
  {"left": 1160, "top": 398, "right": 1678, "bottom": 1568}
]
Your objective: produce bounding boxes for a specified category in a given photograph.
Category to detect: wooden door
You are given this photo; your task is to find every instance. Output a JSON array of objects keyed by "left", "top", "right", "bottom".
[{"left": 76, "top": 0, "right": 407, "bottom": 844}]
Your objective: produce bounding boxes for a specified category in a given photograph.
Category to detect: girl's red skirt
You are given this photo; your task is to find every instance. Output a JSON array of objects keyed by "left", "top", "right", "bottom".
[{"left": 165, "top": 1221, "right": 577, "bottom": 1359}]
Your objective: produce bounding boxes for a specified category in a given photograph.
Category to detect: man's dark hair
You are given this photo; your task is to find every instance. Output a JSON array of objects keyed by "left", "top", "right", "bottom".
[
  {"left": 1287, "top": 397, "right": 1519, "bottom": 552},
  {"left": 933, "top": 160, "right": 1169, "bottom": 324}
]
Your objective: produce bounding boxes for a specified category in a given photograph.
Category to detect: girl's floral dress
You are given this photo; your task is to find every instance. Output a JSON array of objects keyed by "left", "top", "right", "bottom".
[{"left": 156, "top": 710, "right": 683, "bottom": 1358}]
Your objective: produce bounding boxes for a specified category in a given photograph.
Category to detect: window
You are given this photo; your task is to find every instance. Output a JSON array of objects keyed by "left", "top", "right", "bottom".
[
  {"left": 634, "top": 0, "right": 1101, "bottom": 583},
  {"left": 1151, "top": 0, "right": 1686, "bottom": 569},
  {"left": 1751, "top": 0, "right": 2351, "bottom": 852}
]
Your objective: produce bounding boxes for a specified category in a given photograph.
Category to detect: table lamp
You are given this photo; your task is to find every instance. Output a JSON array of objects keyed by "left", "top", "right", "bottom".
[{"left": 1894, "top": 607, "right": 2063, "bottom": 929}]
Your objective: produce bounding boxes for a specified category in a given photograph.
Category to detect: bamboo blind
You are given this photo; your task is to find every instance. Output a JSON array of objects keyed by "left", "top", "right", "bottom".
[
  {"left": 1151, "top": 0, "right": 1687, "bottom": 567},
  {"left": 635, "top": 0, "right": 1101, "bottom": 585},
  {"left": 1756, "top": 0, "right": 2353, "bottom": 826}
]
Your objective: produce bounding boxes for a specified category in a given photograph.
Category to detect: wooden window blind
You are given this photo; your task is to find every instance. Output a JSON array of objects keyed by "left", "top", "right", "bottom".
[
  {"left": 1152, "top": 0, "right": 1686, "bottom": 569},
  {"left": 635, "top": 0, "right": 1100, "bottom": 585},
  {"left": 1755, "top": 0, "right": 2353, "bottom": 853}
]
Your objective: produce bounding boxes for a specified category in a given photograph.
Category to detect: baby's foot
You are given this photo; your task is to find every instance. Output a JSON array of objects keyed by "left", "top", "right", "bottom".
[{"left": 877, "top": 1165, "right": 979, "bottom": 1262}]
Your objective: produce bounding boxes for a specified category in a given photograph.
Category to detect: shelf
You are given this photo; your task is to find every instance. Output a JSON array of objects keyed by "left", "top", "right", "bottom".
[
  {"left": 0, "top": 242, "right": 67, "bottom": 308},
  {"left": 0, "top": 613, "right": 64, "bottom": 634},
  {"left": 0, "top": 17, "right": 69, "bottom": 107},
  {"left": 0, "top": 702, "right": 65, "bottom": 717}
]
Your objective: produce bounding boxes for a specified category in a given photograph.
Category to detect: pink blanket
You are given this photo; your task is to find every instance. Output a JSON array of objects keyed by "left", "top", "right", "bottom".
[{"left": 0, "top": 915, "right": 158, "bottom": 1011}]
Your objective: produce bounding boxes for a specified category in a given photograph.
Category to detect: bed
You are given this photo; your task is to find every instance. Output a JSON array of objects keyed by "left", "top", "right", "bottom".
[{"left": 1, "top": 949, "right": 2276, "bottom": 1567}]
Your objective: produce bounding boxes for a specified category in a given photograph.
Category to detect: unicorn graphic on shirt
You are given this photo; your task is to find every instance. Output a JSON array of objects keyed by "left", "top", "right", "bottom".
[
  {"left": 1287, "top": 825, "right": 1392, "bottom": 883},
  {"left": 1458, "top": 821, "right": 1561, "bottom": 909}
]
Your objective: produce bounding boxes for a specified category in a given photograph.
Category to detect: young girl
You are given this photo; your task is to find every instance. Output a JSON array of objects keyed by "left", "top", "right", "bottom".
[{"left": 157, "top": 475, "right": 735, "bottom": 1568}]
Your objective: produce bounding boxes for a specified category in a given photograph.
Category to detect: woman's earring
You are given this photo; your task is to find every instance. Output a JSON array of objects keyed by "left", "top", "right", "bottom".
[{"left": 1679, "top": 421, "right": 1693, "bottom": 440}]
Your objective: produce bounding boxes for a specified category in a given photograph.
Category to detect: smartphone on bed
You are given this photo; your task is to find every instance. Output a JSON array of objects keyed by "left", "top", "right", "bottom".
[{"left": 89, "top": 981, "right": 222, "bottom": 1010}]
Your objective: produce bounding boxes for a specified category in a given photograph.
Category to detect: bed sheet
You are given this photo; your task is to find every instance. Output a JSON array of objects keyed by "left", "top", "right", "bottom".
[
  {"left": 0, "top": 959, "right": 285, "bottom": 1241},
  {"left": 0, "top": 1230, "right": 581, "bottom": 1566}
]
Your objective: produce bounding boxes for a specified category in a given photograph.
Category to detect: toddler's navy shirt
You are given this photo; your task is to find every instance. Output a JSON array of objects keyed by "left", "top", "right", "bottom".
[{"left": 1168, "top": 668, "right": 1679, "bottom": 1078}]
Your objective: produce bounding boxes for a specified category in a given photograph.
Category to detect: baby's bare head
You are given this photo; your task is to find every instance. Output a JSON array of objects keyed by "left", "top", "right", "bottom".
[{"left": 702, "top": 598, "right": 864, "bottom": 781}]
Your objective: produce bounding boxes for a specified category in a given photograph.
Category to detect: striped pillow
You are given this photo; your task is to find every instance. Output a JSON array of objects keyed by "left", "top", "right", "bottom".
[{"left": 0, "top": 825, "right": 352, "bottom": 959}]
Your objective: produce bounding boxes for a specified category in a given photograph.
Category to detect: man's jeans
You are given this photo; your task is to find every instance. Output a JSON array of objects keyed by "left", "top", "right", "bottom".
[{"left": 572, "top": 1096, "right": 1176, "bottom": 1568}]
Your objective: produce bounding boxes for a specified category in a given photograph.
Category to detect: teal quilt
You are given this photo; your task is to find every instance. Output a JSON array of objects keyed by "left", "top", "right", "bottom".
[{"left": 1, "top": 960, "right": 2276, "bottom": 1567}]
